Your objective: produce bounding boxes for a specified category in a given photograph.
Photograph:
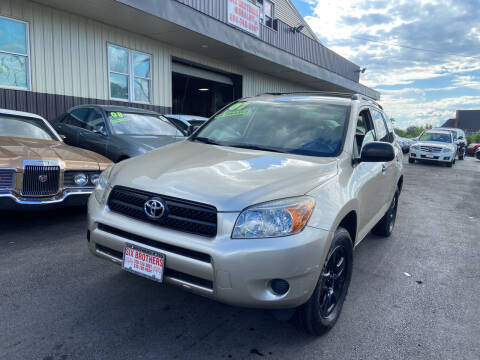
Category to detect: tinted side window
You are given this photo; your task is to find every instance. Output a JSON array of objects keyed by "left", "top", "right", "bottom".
[
  {"left": 371, "top": 110, "right": 389, "bottom": 142},
  {"left": 86, "top": 109, "right": 107, "bottom": 133},
  {"left": 65, "top": 108, "right": 91, "bottom": 129}
]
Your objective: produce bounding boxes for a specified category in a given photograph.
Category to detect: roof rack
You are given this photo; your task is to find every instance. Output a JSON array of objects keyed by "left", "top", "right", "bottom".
[{"left": 255, "top": 91, "right": 383, "bottom": 109}]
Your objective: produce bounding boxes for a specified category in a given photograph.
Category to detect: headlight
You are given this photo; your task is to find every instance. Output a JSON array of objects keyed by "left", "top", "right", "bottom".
[
  {"left": 411, "top": 145, "right": 419, "bottom": 150},
  {"left": 90, "top": 173, "right": 100, "bottom": 186},
  {"left": 94, "top": 166, "right": 113, "bottom": 204},
  {"left": 232, "top": 196, "right": 315, "bottom": 239},
  {"left": 74, "top": 173, "right": 88, "bottom": 186},
  {"left": 442, "top": 148, "right": 451, "bottom": 153}
]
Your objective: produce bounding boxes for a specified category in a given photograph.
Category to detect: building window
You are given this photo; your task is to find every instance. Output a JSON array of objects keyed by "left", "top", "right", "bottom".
[
  {"left": 108, "top": 44, "right": 152, "bottom": 103},
  {"left": 258, "top": 0, "right": 274, "bottom": 28},
  {"left": 0, "top": 16, "right": 30, "bottom": 90}
]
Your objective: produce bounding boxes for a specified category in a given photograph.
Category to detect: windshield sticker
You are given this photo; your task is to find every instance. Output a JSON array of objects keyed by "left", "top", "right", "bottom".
[
  {"left": 215, "top": 102, "right": 251, "bottom": 119},
  {"left": 109, "top": 112, "right": 130, "bottom": 124}
]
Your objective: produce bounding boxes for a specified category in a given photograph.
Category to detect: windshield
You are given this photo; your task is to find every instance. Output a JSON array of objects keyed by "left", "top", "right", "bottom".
[
  {"left": 420, "top": 132, "right": 452, "bottom": 143},
  {"left": 0, "top": 115, "right": 58, "bottom": 140},
  {"left": 108, "top": 112, "right": 180, "bottom": 136},
  {"left": 192, "top": 99, "right": 349, "bottom": 157}
]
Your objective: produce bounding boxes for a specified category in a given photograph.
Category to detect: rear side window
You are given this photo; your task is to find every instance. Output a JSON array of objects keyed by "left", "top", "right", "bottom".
[
  {"left": 63, "top": 108, "right": 91, "bottom": 129},
  {"left": 371, "top": 109, "right": 390, "bottom": 142}
]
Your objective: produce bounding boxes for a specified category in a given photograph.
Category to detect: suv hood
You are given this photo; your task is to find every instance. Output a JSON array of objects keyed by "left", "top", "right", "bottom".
[
  {"left": 118, "top": 135, "right": 184, "bottom": 151},
  {"left": 111, "top": 141, "right": 338, "bottom": 211},
  {"left": 415, "top": 141, "right": 454, "bottom": 149}
]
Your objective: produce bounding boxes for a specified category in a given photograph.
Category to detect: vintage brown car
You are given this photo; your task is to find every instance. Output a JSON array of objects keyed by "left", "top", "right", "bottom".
[{"left": 0, "top": 108, "right": 112, "bottom": 210}]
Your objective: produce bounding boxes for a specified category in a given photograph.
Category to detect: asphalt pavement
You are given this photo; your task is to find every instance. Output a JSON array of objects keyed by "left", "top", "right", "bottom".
[{"left": 1, "top": 156, "right": 479, "bottom": 360}]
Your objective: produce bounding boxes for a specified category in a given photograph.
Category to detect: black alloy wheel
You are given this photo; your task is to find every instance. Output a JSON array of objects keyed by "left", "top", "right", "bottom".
[
  {"left": 318, "top": 245, "right": 348, "bottom": 318},
  {"left": 294, "top": 228, "right": 353, "bottom": 336},
  {"left": 372, "top": 189, "right": 399, "bottom": 237}
]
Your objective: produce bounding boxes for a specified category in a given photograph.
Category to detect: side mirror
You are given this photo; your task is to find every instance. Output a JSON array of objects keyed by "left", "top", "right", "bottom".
[
  {"left": 186, "top": 125, "right": 195, "bottom": 136},
  {"left": 459, "top": 136, "right": 464, "bottom": 140},
  {"left": 361, "top": 142, "right": 395, "bottom": 162},
  {"left": 93, "top": 128, "right": 107, "bottom": 136}
]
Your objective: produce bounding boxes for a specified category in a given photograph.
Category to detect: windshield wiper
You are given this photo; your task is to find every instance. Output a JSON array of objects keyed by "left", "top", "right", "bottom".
[
  {"left": 192, "top": 136, "right": 220, "bottom": 145},
  {"left": 226, "top": 143, "right": 287, "bottom": 154}
]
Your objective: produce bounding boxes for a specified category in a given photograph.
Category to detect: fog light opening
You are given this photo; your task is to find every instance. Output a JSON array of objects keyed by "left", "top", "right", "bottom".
[{"left": 270, "top": 279, "right": 290, "bottom": 295}]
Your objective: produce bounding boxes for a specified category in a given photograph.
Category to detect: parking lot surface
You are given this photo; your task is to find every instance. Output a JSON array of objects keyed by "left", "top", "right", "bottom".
[{"left": 1, "top": 157, "right": 479, "bottom": 360}]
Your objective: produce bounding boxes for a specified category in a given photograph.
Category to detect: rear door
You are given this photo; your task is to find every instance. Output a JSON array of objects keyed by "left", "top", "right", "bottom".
[{"left": 54, "top": 108, "right": 90, "bottom": 146}]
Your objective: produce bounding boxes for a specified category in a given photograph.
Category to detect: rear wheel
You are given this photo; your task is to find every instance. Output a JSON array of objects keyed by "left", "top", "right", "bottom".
[
  {"left": 294, "top": 228, "right": 353, "bottom": 336},
  {"left": 372, "top": 189, "right": 399, "bottom": 237}
]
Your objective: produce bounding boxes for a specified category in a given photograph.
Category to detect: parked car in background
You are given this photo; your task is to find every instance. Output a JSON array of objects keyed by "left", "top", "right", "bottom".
[
  {"left": 394, "top": 133, "right": 414, "bottom": 153},
  {"left": 87, "top": 93, "right": 403, "bottom": 335},
  {"left": 0, "top": 109, "right": 112, "bottom": 210},
  {"left": 476, "top": 147, "right": 480, "bottom": 160},
  {"left": 54, "top": 105, "right": 185, "bottom": 162},
  {"left": 164, "top": 114, "right": 209, "bottom": 136},
  {"left": 409, "top": 130, "right": 457, "bottom": 167},
  {"left": 467, "top": 143, "right": 480, "bottom": 156},
  {"left": 432, "top": 127, "right": 467, "bottom": 160}
]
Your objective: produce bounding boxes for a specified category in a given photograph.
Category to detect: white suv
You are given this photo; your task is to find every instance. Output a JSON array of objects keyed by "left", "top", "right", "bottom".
[{"left": 409, "top": 129, "right": 457, "bottom": 167}]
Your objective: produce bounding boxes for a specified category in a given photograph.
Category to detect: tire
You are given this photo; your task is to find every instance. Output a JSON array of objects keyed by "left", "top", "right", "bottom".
[
  {"left": 294, "top": 228, "right": 353, "bottom": 336},
  {"left": 408, "top": 157, "right": 415, "bottom": 164},
  {"left": 447, "top": 161, "right": 453, "bottom": 167},
  {"left": 372, "top": 189, "right": 399, "bottom": 237}
]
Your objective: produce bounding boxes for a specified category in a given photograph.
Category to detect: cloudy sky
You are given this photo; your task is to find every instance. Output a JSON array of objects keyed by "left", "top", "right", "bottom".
[{"left": 291, "top": 0, "right": 480, "bottom": 129}]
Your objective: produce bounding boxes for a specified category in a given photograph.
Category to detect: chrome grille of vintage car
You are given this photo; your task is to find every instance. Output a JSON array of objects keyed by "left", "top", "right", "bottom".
[
  {"left": 107, "top": 186, "right": 218, "bottom": 237},
  {"left": 22, "top": 165, "right": 61, "bottom": 197},
  {"left": 0, "top": 169, "right": 15, "bottom": 190},
  {"left": 420, "top": 146, "right": 442, "bottom": 153}
]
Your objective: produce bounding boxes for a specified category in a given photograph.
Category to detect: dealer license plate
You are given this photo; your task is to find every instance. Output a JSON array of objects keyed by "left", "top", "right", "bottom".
[
  {"left": 123, "top": 244, "right": 165, "bottom": 282},
  {"left": 426, "top": 154, "right": 434, "bottom": 158}
]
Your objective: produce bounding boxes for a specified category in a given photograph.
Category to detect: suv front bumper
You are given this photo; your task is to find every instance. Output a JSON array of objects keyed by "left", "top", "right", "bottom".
[{"left": 87, "top": 196, "right": 330, "bottom": 309}]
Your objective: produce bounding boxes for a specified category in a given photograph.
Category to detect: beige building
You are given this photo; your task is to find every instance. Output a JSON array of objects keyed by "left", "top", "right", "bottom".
[{"left": 0, "top": 0, "right": 377, "bottom": 120}]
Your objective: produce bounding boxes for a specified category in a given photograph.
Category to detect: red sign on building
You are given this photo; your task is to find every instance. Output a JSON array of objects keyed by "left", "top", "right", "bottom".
[{"left": 227, "top": 0, "right": 260, "bottom": 37}]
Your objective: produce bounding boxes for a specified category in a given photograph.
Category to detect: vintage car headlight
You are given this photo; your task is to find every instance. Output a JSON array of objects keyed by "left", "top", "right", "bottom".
[
  {"left": 74, "top": 173, "right": 88, "bottom": 186},
  {"left": 232, "top": 196, "right": 315, "bottom": 239},
  {"left": 90, "top": 173, "right": 100, "bottom": 186},
  {"left": 94, "top": 166, "right": 113, "bottom": 204}
]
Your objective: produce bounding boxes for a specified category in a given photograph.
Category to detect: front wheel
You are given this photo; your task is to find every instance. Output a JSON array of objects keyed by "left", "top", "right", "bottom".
[
  {"left": 408, "top": 157, "right": 415, "bottom": 164},
  {"left": 294, "top": 228, "right": 353, "bottom": 336}
]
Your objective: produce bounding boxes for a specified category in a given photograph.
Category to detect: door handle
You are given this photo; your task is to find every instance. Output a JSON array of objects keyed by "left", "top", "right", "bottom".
[{"left": 382, "top": 164, "right": 387, "bottom": 173}]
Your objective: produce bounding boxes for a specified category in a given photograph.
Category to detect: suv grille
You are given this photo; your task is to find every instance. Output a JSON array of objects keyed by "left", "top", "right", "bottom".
[
  {"left": 108, "top": 186, "right": 218, "bottom": 237},
  {"left": 0, "top": 170, "right": 15, "bottom": 190},
  {"left": 22, "top": 166, "right": 60, "bottom": 197},
  {"left": 420, "top": 146, "right": 442, "bottom": 153}
]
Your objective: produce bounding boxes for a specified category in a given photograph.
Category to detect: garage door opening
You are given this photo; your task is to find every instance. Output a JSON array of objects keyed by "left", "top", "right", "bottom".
[{"left": 172, "top": 61, "right": 242, "bottom": 118}]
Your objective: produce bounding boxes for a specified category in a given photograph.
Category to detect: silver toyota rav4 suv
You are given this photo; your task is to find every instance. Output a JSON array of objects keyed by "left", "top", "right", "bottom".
[{"left": 88, "top": 92, "right": 403, "bottom": 335}]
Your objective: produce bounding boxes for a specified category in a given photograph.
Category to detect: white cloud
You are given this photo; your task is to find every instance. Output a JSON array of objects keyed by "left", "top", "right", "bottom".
[{"left": 299, "top": 0, "right": 480, "bottom": 128}]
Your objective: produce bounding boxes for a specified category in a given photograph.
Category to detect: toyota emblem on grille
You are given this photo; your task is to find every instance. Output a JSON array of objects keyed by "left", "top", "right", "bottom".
[
  {"left": 144, "top": 198, "right": 166, "bottom": 219},
  {"left": 38, "top": 175, "right": 48, "bottom": 183}
]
